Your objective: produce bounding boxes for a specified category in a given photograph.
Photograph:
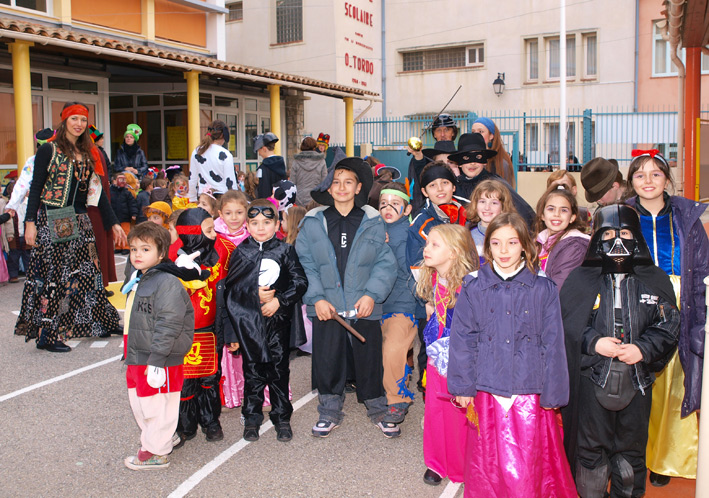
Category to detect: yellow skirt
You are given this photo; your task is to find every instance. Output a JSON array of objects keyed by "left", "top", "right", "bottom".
[{"left": 646, "top": 349, "right": 698, "bottom": 478}]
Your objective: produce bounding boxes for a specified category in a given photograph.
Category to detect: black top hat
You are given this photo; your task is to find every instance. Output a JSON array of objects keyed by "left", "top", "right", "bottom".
[
  {"left": 422, "top": 140, "right": 457, "bottom": 160},
  {"left": 447, "top": 133, "right": 497, "bottom": 165},
  {"left": 311, "top": 157, "right": 373, "bottom": 208},
  {"left": 580, "top": 157, "right": 619, "bottom": 203}
]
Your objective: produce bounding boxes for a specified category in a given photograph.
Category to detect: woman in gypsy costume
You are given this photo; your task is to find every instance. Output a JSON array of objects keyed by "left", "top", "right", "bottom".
[
  {"left": 626, "top": 150, "right": 709, "bottom": 485},
  {"left": 16, "top": 102, "right": 126, "bottom": 352}
]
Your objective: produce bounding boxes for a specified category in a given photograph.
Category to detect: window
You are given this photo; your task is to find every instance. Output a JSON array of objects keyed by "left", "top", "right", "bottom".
[
  {"left": 227, "top": 1, "right": 243, "bottom": 22},
  {"left": 526, "top": 123, "right": 538, "bottom": 152},
  {"left": 526, "top": 39, "right": 539, "bottom": 81},
  {"left": 276, "top": 0, "right": 303, "bottom": 44},
  {"left": 653, "top": 20, "right": 709, "bottom": 75},
  {"left": 402, "top": 45, "right": 483, "bottom": 72},
  {"left": 0, "top": 0, "right": 48, "bottom": 13},
  {"left": 547, "top": 36, "right": 576, "bottom": 79},
  {"left": 584, "top": 33, "right": 597, "bottom": 77},
  {"left": 467, "top": 44, "right": 484, "bottom": 67}
]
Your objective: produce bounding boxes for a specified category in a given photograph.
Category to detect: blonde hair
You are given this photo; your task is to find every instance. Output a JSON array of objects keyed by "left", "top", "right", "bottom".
[
  {"left": 483, "top": 213, "right": 538, "bottom": 273},
  {"left": 465, "top": 179, "right": 516, "bottom": 225},
  {"left": 546, "top": 169, "right": 577, "bottom": 190},
  {"left": 416, "top": 224, "right": 479, "bottom": 308}
]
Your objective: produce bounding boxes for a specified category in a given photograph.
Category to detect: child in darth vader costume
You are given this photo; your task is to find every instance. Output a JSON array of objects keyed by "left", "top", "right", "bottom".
[
  {"left": 560, "top": 204, "right": 679, "bottom": 498},
  {"left": 173, "top": 207, "right": 236, "bottom": 446}
]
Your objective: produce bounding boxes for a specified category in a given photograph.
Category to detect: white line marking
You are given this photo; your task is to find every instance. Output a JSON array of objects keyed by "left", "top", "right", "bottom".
[
  {"left": 90, "top": 341, "right": 108, "bottom": 348},
  {"left": 439, "top": 482, "right": 462, "bottom": 498},
  {"left": 66, "top": 340, "right": 81, "bottom": 348},
  {"left": 0, "top": 354, "right": 122, "bottom": 403},
  {"left": 168, "top": 390, "right": 318, "bottom": 498},
  {"left": 12, "top": 310, "right": 19, "bottom": 316}
]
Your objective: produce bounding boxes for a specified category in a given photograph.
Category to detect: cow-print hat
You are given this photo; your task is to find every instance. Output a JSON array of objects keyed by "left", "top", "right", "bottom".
[{"left": 272, "top": 180, "right": 297, "bottom": 214}]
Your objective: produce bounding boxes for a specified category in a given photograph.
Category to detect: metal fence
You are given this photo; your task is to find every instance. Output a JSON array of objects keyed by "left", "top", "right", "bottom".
[{"left": 354, "top": 108, "right": 709, "bottom": 172}]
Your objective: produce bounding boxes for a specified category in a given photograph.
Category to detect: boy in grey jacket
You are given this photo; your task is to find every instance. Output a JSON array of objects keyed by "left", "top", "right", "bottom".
[
  {"left": 296, "top": 157, "right": 398, "bottom": 438},
  {"left": 122, "top": 222, "right": 199, "bottom": 471}
]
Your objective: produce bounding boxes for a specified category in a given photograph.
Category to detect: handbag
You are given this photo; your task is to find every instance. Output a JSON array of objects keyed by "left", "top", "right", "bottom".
[
  {"left": 594, "top": 360, "right": 637, "bottom": 411},
  {"left": 45, "top": 164, "right": 82, "bottom": 243}
]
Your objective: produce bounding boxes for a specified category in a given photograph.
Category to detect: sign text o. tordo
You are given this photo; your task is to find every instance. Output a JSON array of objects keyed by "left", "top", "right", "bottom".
[{"left": 344, "top": 53, "right": 374, "bottom": 75}]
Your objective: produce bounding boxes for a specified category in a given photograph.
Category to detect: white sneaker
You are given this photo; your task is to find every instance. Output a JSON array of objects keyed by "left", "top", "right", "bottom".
[
  {"left": 312, "top": 420, "right": 340, "bottom": 438},
  {"left": 376, "top": 421, "right": 401, "bottom": 438}
]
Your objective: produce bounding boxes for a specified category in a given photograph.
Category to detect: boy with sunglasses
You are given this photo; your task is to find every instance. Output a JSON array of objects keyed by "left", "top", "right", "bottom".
[{"left": 223, "top": 199, "right": 308, "bottom": 442}]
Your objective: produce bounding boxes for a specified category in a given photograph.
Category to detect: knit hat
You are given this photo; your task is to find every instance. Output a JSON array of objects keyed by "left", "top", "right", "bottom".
[
  {"left": 316, "top": 133, "right": 330, "bottom": 150},
  {"left": 89, "top": 124, "right": 104, "bottom": 143},
  {"left": 35, "top": 128, "right": 54, "bottom": 146},
  {"left": 144, "top": 201, "right": 173, "bottom": 228},
  {"left": 124, "top": 124, "right": 142, "bottom": 141}
]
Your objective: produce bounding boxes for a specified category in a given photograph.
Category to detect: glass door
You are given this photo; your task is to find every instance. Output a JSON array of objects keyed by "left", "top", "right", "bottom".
[{"left": 216, "top": 112, "right": 238, "bottom": 171}]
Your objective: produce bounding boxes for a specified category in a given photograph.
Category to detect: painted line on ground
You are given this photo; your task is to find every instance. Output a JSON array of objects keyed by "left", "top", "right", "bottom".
[
  {"left": 0, "top": 354, "right": 122, "bottom": 403},
  {"left": 11, "top": 310, "right": 19, "bottom": 316},
  {"left": 66, "top": 340, "right": 81, "bottom": 348},
  {"left": 439, "top": 482, "right": 462, "bottom": 498},
  {"left": 168, "top": 390, "right": 318, "bottom": 498},
  {"left": 90, "top": 341, "right": 109, "bottom": 348}
]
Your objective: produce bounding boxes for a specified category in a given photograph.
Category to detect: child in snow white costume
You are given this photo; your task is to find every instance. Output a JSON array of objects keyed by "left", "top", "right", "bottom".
[{"left": 173, "top": 207, "right": 235, "bottom": 446}]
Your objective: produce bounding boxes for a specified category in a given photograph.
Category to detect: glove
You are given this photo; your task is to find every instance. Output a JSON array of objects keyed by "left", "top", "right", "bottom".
[
  {"left": 146, "top": 365, "right": 166, "bottom": 388},
  {"left": 175, "top": 250, "right": 201, "bottom": 271}
]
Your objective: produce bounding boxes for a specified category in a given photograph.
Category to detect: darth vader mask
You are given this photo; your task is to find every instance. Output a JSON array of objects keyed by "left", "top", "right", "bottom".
[
  {"left": 175, "top": 207, "right": 219, "bottom": 267},
  {"left": 582, "top": 204, "right": 653, "bottom": 274}
]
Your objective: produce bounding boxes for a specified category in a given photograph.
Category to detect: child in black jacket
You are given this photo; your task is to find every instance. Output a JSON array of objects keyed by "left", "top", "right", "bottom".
[{"left": 110, "top": 172, "right": 138, "bottom": 253}]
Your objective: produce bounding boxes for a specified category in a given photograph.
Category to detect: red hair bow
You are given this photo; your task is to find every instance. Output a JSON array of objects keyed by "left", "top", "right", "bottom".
[{"left": 631, "top": 149, "right": 660, "bottom": 158}]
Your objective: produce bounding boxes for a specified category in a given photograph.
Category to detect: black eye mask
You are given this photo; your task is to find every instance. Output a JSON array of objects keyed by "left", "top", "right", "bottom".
[{"left": 247, "top": 205, "right": 276, "bottom": 219}]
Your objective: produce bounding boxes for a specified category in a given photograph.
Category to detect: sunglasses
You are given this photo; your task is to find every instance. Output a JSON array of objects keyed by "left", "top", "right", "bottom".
[{"left": 247, "top": 205, "right": 276, "bottom": 219}]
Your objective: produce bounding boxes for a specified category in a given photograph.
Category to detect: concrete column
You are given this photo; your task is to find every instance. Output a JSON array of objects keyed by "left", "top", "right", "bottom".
[
  {"left": 141, "top": 0, "right": 156, "bottom": 42},
  {"left": 344, "top": 97, "right": 354, "bottom": 157},
  {"left": 9, "top": 41, "right": 34, "bottom": 172},
  {"left": 184, "top": 71, "right": 201, "bottom": 169},
  {"left": 684, "top": 47, "right": 701, "bottom": 201},
  {"left": 268, "top": 85, "right": 282, "bottom": 155},
  {"left": 285, "top": 90, "right": 306, "bottom": 167},
  {"left": 54, "top": 0, "right": 72, "bottom": 26}
]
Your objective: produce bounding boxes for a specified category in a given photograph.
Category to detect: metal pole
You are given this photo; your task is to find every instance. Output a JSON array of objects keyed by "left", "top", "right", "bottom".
[
  {"left": 696, "top": 275, "right": 709, "bottom": 497},
  {"left": 559, "top": 0, "right": 567, "bottom": 171}
]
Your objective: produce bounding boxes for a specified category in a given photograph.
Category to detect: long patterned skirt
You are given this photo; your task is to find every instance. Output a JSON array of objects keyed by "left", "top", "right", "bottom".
[{"left": 15, "top": 208, "right": 119, "bottom": 344}]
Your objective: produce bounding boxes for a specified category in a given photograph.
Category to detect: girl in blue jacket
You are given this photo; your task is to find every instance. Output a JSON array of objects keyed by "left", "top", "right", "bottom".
[{"left": 447, "top": 212, "right": 576, "bottom": 498}]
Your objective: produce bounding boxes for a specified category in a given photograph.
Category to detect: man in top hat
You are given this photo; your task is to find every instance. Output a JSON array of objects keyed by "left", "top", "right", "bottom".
[
  {"left": 581, "top": 157, "right": 626, "bottom": 208},
  {"left": 447, "top": 133, "right": 535, "bottom": 227},
  {"left": 295, "top": 157, "right": 398, "bottom": 438},
  {"left": 254, "top": 132, "right": 287, "bottom": 200}
]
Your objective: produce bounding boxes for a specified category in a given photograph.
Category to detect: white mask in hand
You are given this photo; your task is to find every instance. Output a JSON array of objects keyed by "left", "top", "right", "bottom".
[{"left": 147, "top": 365, "right": 166, "bottom": 389}]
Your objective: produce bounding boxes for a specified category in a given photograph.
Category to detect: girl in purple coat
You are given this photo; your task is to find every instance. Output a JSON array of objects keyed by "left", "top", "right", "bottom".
[
  {"left": 534, "top": 186, "right": 589, "bottom": 290},
  {"left": 627, "top": 150, "right": 709, "bottom": 485},
  {"left": 448, "top": 213, "right": 576, "bottom": 498}
]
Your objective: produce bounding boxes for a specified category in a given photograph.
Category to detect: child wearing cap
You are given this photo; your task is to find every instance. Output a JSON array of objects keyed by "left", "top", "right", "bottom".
[
  {"left": 295, "top": 157, "right": 398, "bottom": 438},
  {"left": 114, "top": 124, "right": 148, "bottom": 178},
  {"left": 378, "top": 182, "right": 417, "bottom": 424},
  {"left": 223, "top": 198, "right": 308, "bottom": 442},
  {"left": 254, "top": 132, "right": 287, "bottom": 200}
]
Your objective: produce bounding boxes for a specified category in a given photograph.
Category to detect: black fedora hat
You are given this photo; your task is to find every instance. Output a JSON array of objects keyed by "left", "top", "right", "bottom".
[
  {"left": 311, "top": 157, "right": 373, "bottom": 208},
  {"left": 422, "top": 140, "right": 457, "bottom": 160},
  {"left": 447, "top": 133, "right": 497, "bottom": 165},
  {"left": 581, "top": 157, "right": 619, "bottom": 203}
]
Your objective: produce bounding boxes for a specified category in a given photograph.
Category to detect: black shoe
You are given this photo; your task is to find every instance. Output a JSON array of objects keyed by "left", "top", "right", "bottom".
[
  {"left": 423, "top": 468, "right": 442, "bottom": 486},
  {"left": 243, "top": 426, "right": 259, "bottom": 442},
  {"left": 173, "top": 431, "right": 196, "bottom": 450},
  {"left": 276, "top": 423, "right": 293, "bottom": 442},
  {"left": 649, "top": 471, "right": 671, "bottom": 487},
  {"left": 205, "top": 426, "right": 224, "bottom": 442},
  {"left": 98, "top": 329, "right": 111, "bottom": 338},
  {"left": 105, "top": 289, "right": 114, "bottom": 297},
  {"left": 344, "top": 381, "right": 356, "bottom": 393},
  {"left": 37, "top": 341, "right": 71, "bottom": 353}
]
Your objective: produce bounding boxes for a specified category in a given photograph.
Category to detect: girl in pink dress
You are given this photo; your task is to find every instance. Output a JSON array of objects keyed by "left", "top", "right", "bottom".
[
  {"left": 448, "top": 213, "right": 576, "bottom": 498},
  {"left": 416, "top": 224, "right": 478, "bottom": 485}
]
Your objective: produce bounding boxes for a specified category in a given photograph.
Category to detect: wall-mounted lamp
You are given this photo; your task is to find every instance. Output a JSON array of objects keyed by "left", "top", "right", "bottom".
[{"left": 493, "top": 72, "right": 505, "bottom": 96}]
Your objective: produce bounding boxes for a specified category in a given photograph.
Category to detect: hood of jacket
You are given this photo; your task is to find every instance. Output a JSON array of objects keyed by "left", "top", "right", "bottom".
[
  {"left": 293, "top": 150, "right": 325, "bottom": 171},
  {"left": 261, "top": 155, "right": 287, "bottom": 177}
]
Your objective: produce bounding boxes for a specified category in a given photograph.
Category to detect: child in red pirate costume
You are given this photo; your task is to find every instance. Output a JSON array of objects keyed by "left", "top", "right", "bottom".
[{"left": 172, "top": 207, "right": 236, "bottom": 447}]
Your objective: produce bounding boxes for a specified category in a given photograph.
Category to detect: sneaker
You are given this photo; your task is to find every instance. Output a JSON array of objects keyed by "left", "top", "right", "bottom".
[
  {"left": 171, "top": 432, "right": 181, "bottom": 447},
  {"left": 376, "top": 421, "right": 401, "bottom": 438},
  {"left": 383, "top": 403, "right": 409, "bottom": 424},
  {"left": 243, "top": 426, "right": 259, "bottom": 442},
  {"left": 276, "top": 422, "right": 293, "bottom": 442},
  {"left": 124, "top": 454, "right": 169, "bottom": 471},
  {"left": 172, "top": 431, "right": 196, "bottom": 450},
  {"left": 312, "top": 420, "right": 340, "bottom": 438}
]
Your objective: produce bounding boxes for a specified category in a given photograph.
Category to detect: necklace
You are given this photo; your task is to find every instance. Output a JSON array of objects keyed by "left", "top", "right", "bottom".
[
  {"left": 72, "top": 158, "right": 90, "bottom": 192},
  {"left": 434, "top": 281, "right": 450, "bottom": 329}
]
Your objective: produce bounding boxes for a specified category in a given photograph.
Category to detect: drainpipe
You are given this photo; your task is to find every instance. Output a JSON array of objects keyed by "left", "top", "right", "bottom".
[
  {"left": 634, "top": 0, "right": 639, "bottom": 112},
  {"left": 665, "top": 0, "right": 685, "bottom": 195}
]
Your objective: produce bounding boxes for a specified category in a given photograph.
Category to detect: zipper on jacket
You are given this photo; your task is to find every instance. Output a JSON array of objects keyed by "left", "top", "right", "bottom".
[{"left": 625, "top": 277, "right": 645, "bottom": 396}]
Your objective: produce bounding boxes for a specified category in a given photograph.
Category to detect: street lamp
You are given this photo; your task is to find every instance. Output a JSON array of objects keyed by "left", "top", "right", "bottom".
[{"left": 493, "top": 73, "right": 505, "bottom": 97}]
